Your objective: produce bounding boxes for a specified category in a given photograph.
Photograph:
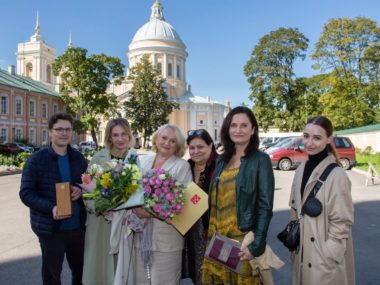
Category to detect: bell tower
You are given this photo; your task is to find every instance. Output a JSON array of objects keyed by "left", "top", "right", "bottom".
[{"left": 16, "top": 12, "right": 58, "bottom": 91}]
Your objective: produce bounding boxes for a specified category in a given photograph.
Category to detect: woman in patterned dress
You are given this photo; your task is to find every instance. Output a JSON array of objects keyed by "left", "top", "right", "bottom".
[{"left": 201, "top": 106, "right": 275, "bottom": 285}]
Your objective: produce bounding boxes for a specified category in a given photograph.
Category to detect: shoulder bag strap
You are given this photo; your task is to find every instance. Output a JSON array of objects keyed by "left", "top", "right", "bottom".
[{"left": 301, "top": 163, "right": 339, "bottom": 215}]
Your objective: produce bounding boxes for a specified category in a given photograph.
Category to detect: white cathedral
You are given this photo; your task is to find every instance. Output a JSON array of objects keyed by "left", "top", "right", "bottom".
[{"left": 13, "top": 1, "right": 229, "bottom": 144}]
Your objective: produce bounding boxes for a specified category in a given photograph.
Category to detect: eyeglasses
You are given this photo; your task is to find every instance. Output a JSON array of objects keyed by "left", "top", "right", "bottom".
[
  {"left": 187, "top": 129, "right": 205, "bottom": 137},
  {"left": 53, "top": 127, "right": 73, "bottom": 134}
]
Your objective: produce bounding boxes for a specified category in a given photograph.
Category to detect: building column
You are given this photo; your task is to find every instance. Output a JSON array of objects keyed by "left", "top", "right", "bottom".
[{"left": 173, "top": 56, "right": 177, "bottom": 80}]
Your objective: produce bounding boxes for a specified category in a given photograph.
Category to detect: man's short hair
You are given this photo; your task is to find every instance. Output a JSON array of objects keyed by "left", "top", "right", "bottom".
[{"left": 48, "top": 112, "right": 74, "bottom": 129}]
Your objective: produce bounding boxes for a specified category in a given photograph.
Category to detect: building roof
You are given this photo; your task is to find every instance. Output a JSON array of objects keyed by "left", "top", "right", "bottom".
[
  {"left": 174, "top": 90, "right": 224, "bottom": 105},
  {"left": 335, "top": 123, "right": 380, "bottom": 135},
  {"left": 0, "top": 69, "right": 60, "bottom": 97},
  {"left": 131, "top": 0, "right": 184, "bottom": 45}
]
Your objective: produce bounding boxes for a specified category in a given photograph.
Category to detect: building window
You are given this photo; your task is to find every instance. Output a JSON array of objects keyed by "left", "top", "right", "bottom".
[
  {"left": 53, "top": 104, "right": 58, "bottom": 114},
  {"left": 16, "top": 97, "right": 22, "bottom": 115},
  {"left": 156, "top": 63, "right": 162, "bottom": 75},
  {"left": 168, "top": 63, "right": 172, "bottom": 77},
  {"left": 214, "top": 129, "right": 218, "bottom": 141},
  {"left": 29, "top": 100, "right": 36, "bottom": 117},
  {"left": 29, "top": 128, "right": 36, "bottom": 144},
  {"left": 199, "top": 119, "right": 204, "bottom": 125},
  {"left": 42, "top": 129, "right": 48, "bottom": 144},
  {"left": 26, "top": 63, "right": 33, "bottom": 78},
  {"left": 0, "top": 95, "right": 8, "bottom": 114},
  {"left": 15, "top": 128, "right": 23, "bottom": 141},
  {"left": 177, "top": 64, "right": 180, "bottom": 79},
  {"left": 0, "top": 128, "right": 7, "bottom": 143},
  {"left": 42, "top": 102, "right": 48, "bottom": 118},
  {"left": 46, "top": 65, "right": 52, "bottom": 83}
]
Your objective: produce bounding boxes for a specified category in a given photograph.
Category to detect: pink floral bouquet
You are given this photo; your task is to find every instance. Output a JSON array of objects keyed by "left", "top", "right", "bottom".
[
  {"left": 143, "top": 168, "right": 186, "bottom": 220},
  {"left": 80, "top": 164, "right": 104, "bottom": 193}
]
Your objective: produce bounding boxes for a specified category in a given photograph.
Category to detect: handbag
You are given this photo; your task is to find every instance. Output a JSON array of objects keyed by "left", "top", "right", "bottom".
[
  {"left": 277, "top": 219, "right": 300, "bottom": 252},
  {"left": 205, "top": 232, "right": 249, "bottom": 277},
  {"left": 277, "top": 163, "right": 338, "bottom": 251}
]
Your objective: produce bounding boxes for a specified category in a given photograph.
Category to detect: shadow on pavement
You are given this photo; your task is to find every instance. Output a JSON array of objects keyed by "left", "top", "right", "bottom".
[
  {"left": 269, "top": 200, "right": 380, "bottom": 285},
  {"left": 1, "top": 201, "right": 378, "bottom": 285},
  {"left": 0, "top": 256, "right": 70, "bottom": 285}
]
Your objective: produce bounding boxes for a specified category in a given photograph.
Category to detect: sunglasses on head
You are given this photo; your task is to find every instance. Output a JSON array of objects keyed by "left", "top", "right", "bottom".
[{"left": 187, "top": 129, "right": 205, "bottom": 137}]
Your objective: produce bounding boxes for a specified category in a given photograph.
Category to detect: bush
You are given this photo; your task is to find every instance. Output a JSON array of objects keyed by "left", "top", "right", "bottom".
[{"left": 357, "top": 146, "right": 375, "bottom": 156}]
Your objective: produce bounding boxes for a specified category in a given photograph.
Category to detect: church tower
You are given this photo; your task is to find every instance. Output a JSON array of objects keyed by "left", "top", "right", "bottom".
[{"left": 16, "top": 12, "right": 58, "bottom": 91}]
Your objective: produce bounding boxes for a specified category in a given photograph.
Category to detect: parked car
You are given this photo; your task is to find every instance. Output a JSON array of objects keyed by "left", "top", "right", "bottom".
[
  {"left": 79, "top": 141, "right": 96, "bottom": 151},
  {"left": 266, "top": 136, "right": 356, "bottom": 171},
  {"left": 259, "top": 132, "right": 302, "bottom": 150},
  {"left": 14, "top": 142, "right": 34, "bottom": 152},
  {"left": 0, "top": 143, "right": 24, "bottom": 155}
]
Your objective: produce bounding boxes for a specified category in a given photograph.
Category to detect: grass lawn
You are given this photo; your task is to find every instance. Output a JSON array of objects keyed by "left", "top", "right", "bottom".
[{"left": 354, "top": 152, "right": 380, "bottom": 173}]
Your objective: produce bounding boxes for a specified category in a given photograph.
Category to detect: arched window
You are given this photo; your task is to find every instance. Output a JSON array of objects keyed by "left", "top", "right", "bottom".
[
  {"left": 26, "top": 63, "right": 33, "bottom": 78},
  {"left": 46, "top": 65, "right": 52, "bottom": 83}
]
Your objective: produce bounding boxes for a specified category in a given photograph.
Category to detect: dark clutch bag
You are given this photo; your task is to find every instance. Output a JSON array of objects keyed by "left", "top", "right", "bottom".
[
  {"left": 277, "top": 219, "right": 300, "bottom": 251},
  {"left": 205, "top": 232, "right": 249, "bottom": 276}
]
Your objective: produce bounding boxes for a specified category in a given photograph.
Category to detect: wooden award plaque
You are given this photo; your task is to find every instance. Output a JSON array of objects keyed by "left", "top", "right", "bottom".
[{"left": 55, "top": 182, "right": 72, "bottom": 219}]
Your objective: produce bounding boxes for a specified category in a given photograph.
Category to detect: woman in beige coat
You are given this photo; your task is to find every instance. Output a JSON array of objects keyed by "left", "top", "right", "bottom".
[{"left": 288, "top": 116, "right": 355, "bottom": 285}]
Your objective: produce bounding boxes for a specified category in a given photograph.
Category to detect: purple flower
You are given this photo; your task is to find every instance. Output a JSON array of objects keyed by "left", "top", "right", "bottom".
[
  {"left": 144, "top": 186, "right": 152, "bottom": 194},
  {"left": 165, "top": 193, "right": 174, "bottom": 201},
  {"left": 101, "top": 188, "right": 110, "bottom": 197},
  {"left": 153, "top": 204, "right": 161, "bottom": 212}
]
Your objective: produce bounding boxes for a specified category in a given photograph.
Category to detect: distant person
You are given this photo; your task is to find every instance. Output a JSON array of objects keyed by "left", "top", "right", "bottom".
[
  {"left": 201, "top": 106, "right": 275, "bottom": 285},
  {"left": 82, "top": 118, "right": 139, "bottom": 285},
  {"left": 20, "top": 112, "right": 87, "bottom": 285},
  {"left": 182, "top": 129, "right": 217, "bottom": 284},
  {"left": 288, "top": 116, "right": 354, "bottom": 285}
]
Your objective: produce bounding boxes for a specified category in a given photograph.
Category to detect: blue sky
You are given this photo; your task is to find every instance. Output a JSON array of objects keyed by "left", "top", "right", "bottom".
[{"left": 1, "top": 0, "right": 379, "bottom": 108}]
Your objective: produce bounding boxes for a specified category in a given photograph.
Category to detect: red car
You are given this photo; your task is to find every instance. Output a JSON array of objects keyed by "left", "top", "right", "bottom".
[{"left": 265, "top": 136, "right": 356, "bottom": 170}]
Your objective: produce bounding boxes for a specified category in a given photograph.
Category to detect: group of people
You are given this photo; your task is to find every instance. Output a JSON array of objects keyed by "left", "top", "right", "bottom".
[{"left": 20, "top": 106, "right": 355, "bottom": 285}]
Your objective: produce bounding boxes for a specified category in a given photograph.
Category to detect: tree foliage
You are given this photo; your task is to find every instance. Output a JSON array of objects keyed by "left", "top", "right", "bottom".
[
  {"left": 312, "top": 17, "right": 380, "bottom": 127},
  {"left": 123, "top": 55, "right": 178, "bottom": 147},
  {"left": 244, "top": 27, "right": 309, "bottom": 131},
  {"left": 53, "top": 47, "right": 124, "bottom": 147}
]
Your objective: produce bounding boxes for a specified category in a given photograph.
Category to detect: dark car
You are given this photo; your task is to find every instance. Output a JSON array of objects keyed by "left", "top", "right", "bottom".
[
  {"left": 0, "top": 143, "right": 23, "bottom": 155},
  {"left": 266, "top": 136, "right": 356, "bottom": 171}
]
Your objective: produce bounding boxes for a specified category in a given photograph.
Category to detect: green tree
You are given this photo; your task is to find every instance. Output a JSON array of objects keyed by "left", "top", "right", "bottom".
[
  {"left": 53, "top": 47, "right": 124, "bottom": 147},
  {"left": 244, "top": 27, "right": 309, "bottom": 131},
  {"left": 123, "top": 55, "right": 178, "bottom": 147},
  {"left": 312, "top": 17, "right": 380, "bottom": 127}
]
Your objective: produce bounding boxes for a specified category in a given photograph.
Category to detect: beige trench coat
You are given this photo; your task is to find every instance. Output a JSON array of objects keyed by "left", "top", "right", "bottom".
[{"left": 289, "top": 155, "right": 355, "bottom": 285}]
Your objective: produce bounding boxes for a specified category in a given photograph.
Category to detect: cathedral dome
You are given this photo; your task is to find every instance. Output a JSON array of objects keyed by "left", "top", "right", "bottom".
[{"left": 131, "top": 0, "right": 184, "bottom": 46}]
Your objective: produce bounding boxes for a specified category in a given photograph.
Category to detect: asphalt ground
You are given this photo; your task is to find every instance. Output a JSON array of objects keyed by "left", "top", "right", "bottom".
[{"left": 0, "top": 169, "right": 379, "bottom": 284}]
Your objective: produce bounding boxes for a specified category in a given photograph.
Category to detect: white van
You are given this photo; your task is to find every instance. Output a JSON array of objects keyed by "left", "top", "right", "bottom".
[
  {"left": 259, "top": 132, "right": 302, "bottom": 150},
  {"left": 79, "top": 141, "right": 96, "bottom": 151}
]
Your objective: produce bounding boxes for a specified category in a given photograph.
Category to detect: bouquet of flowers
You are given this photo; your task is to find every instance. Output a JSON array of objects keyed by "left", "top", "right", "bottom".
[
  {"left": 143, "top": 168, "right": 186, "bottom": 220},
  {"left": 81, "top": 164, "right": 104, "bottom": 193},
  {"left": 82, "top": 161, "right": 142, "bottom": 215}
]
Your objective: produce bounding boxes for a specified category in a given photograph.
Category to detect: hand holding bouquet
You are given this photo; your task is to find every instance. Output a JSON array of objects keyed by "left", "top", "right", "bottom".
[
  {"left": 143, "top": 168, "right": 186, "bottom": 220},
  {"left": 83, "top": 161, "right": 142, "bottom": 215}
]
